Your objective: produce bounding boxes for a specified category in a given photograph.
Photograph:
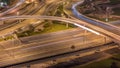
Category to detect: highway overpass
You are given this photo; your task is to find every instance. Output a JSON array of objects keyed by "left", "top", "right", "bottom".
[{"left": 0, "top": 15, "right": 120, "bottom": 44}]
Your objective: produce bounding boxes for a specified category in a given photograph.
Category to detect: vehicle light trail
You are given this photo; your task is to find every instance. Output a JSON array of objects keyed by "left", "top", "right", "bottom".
[{"left": 74, "top": 23, "right": 100, "bottom": 35}]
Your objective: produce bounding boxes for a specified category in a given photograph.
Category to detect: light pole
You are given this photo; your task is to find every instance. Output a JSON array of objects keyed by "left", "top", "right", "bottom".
[
  {"left": 104, "top": 36, "right": 107, "bottom": 44},
  {"left": 83, "top": 25, "right": 87, "bottom": 45},
  {"left": 105, "top": 7, "right": 110, "bottom": 22}
]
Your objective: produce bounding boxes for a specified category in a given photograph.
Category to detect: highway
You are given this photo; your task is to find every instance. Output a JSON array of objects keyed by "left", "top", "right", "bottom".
[
  {"left": 0, "top": 0, "right": 63, "bottom": 33},
  {"left": 20, "top": 28, "right": 85, "bottom": 44},
  {"left": 0, "top": 1, "right": 46, "bottom": 34},
  {"left": 0, "top": 28, "right": 108, "bottom": 50},
  {"left": 0, "top": 0, "right": 25, "bottom": 17},
  {"left": 72, "top": 0, "right": 120, "bottom": 43},
  {"left": 110, "top": 21, "right": 120, "bottom": 27},
  {"left": 0, "top": 3, "right": 39, "bottom": 30},
  {"left": 0, "top": 0, "right": 119, "bottom": 67},
  {"left": 7, "top": 42, "right": 117, "bottom": 68},
  {"left": 0, "top": 28, "right": 112, "bottom": 67},
  {"left": 0, "top": 15, "right": 120, "bottom": 44}
]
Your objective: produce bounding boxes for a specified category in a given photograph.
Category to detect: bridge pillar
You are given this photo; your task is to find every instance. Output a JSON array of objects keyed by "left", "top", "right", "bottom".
[
  {"left": 104, "top": 36, "right": 107, "bottom": 44},
  {"left": 0, "top": 21, "right": 4, "bottom": 25},
  {"left": 16, "top": 12, "right": 22, "bottom": 23},
  {"left": 34, "top": 1, "right": 38, "bottom": 7}
]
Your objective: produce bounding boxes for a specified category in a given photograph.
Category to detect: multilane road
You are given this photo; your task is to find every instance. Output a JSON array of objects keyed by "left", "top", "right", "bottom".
[
  {"left": 72, "top": 0, "right": 120, "bottom": 43},
  {"left": 0, "top": 15, "right": 120, "bottom": 44},
  {"left": 0, "top": 0, "right": 119, "bottom": 67},
  {"left": 0, "top": 28, "right": 111, "bottom": 67},
  {"left": 0, "top": 0, "right": 25, "bottom": 17},
  {"left": 0, "top": 0, "right": 63, "bottom": 35}
]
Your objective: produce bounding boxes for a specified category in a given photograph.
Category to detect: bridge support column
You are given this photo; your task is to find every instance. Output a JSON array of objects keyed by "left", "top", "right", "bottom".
[
  {"left": 12, "top": 33, "right": 22, "bottom": 45},
  {"left": 66, "top": 23, "right": 69, "bottom": 28},
  {"left": 16, "top": 12, "right": 22, "bottom": 23},
  {"left": 0, "top": 21, "right": 4, "bottom": 25},
  {"left": 34, "top": 1, "right": 38, "bottom": 7},
  {"left": 104, "top": 36, "right": 107, "bottom": 44}
]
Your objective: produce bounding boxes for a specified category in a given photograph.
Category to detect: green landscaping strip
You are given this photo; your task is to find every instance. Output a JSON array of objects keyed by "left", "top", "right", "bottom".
[{"left": 17, "top": 23, "right": 75, "bottom": 37}]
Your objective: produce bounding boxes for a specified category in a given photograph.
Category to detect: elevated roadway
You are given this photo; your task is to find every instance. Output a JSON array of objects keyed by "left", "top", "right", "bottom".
[
  {"left": 0, "top": 0, "right": 63, "bottom": 31},
  {"left": 72, "top": 1, "right": 120, "bottom": 43},
  {"left": 0, "top": 15, "right": 120, "bottom": 44}
]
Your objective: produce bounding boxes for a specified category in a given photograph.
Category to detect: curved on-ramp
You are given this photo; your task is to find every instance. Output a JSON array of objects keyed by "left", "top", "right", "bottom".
[
  {"left": 72, "top": 0, "right": 120, "bottom": 44},
  {"left": 0, "top": 15, "right": 120, "bottom": 44}
]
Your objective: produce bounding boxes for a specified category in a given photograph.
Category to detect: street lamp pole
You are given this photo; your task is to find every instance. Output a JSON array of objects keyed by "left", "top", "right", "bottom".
[
  {"left": 83, "top": 24, "right": 87, "bottom": 45},
  {"left": 105, "top": 7, "right": 110, "bottom": 22},
  {"left": 84, "top": 29, "right": 87, "bottom": 45}
]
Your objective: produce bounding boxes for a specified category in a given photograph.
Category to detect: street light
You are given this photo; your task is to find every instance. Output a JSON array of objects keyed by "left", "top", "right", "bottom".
[{"left": 105, "top": 7, "right": 111, "bottom": 22}]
